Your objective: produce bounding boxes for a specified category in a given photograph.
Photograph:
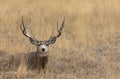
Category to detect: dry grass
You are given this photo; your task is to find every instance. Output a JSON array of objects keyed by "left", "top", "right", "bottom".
[{"left": 0, "top": 0, "right": 120, "bottom": 79}]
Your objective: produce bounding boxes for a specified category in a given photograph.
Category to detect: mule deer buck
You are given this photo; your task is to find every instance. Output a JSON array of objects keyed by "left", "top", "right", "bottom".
[{"left": 0, "top": 17, "right": 65, "bottom": 72}]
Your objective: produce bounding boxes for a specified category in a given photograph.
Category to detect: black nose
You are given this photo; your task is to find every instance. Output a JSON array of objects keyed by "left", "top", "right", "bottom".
[{"left": 42, "top": 48, "right": 45, "bottom": 52}]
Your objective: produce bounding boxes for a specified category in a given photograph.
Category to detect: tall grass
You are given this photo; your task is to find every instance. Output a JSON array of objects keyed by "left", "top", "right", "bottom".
[{"left": 0, "top": 0, "right": 120, "bottom": 79}]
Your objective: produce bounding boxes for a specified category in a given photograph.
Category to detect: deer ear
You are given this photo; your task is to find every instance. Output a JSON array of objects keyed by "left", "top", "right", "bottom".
[
  {"left": 47, "top": 37, "right": 57, "bottom": 44},
  {"left": 29, "top": 37, "right": 39, "bottom": 45}
]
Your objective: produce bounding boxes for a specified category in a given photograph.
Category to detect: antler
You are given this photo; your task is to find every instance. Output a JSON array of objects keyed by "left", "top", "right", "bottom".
[
  {"left": 20, "top": 17, "right": 39, "bottom": 45},
  {"left": 47, "top": 17, "right": 65, "bottom": 45}
]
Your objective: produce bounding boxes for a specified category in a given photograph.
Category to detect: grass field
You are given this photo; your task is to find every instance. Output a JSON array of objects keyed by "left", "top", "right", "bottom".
[{"left": 0, "top": 0, "right": 120, "bottom": 79}]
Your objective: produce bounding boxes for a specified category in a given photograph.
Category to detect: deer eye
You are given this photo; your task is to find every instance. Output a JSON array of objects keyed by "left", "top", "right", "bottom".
[
  {"left": 38, "top": 44, "right": 41, "bottom": 46},
  {"left": 45, "top": 42, "right": 49, "bottom": 46}
]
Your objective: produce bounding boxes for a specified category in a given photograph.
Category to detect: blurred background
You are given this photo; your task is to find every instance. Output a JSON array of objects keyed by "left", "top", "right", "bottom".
[{"left": 0, "top": 0, "right": 120, "bottom": 79}]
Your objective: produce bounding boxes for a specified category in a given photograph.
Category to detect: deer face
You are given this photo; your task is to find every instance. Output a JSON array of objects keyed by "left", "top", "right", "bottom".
[
  {"left": 39, "top": 44, "right": 48, "bottom": 53},
  {"left": 37, "top": 42, "right": 49, "bottom": 56},
  {"left": 20, "top": 17, "right": 65, "bottom": 57}
]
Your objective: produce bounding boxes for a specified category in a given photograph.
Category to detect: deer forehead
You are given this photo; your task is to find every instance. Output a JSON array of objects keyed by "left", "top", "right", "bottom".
[{"left": 39, "top": 44, "right": 48, "bottom": 49}]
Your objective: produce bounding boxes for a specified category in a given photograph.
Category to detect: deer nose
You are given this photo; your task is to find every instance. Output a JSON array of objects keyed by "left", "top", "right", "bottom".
[{"left": 42, "top": 48, "right": 45, "bottom": 52}]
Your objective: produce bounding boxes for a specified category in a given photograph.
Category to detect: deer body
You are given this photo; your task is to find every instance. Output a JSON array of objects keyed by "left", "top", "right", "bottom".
[
  {"left": 0, "top": 51, "right": 48, "bottom": 71},
  {"left": 0, "top": 53, "right": 24, "bottom": 71}
]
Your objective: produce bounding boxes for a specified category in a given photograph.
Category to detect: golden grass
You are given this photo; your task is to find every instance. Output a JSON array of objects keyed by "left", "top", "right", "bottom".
[{"left": 0, "top": 0, "right": 120, "bottom": 79}]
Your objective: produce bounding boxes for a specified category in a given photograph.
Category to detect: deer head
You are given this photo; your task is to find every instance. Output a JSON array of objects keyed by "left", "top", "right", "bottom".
[{"left": 20, "top": 17, "right": 65, "bottom": 57}]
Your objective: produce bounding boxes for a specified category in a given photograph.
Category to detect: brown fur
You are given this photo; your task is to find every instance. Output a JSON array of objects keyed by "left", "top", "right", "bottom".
[
  {"left": 0, "top": 52, "right": 48, "bottom": 71},
  {"left": 0, "top": 50, "right": 7, "bottom": 57}
]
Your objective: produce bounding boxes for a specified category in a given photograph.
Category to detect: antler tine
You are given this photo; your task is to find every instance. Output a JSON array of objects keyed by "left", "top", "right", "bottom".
[
  {"left": 58, "top": 17, "right": 65, "bottom": 32},
  {"left": 57, "top": 20, "right": 59, "bottom": 30},
  {"left": 56, "top": 17, "right": 65, "bottom": 37},
  {"left": 20, "top": 17, "right": 31, "bottom": 37}
]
